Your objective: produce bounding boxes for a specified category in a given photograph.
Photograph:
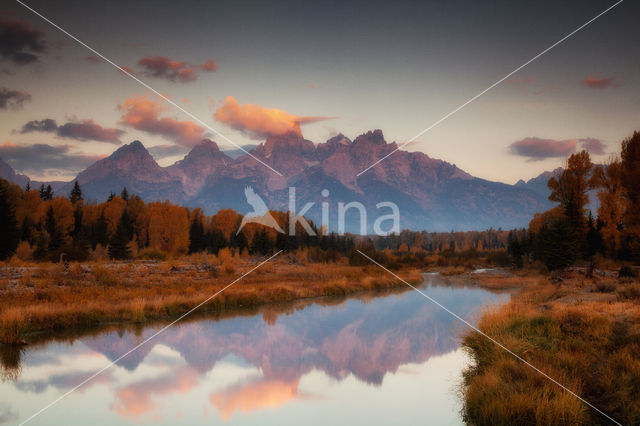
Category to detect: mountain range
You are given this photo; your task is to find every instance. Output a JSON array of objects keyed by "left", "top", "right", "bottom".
[{"left": 0, "top": 130, "right": 559, "bottom": 232}]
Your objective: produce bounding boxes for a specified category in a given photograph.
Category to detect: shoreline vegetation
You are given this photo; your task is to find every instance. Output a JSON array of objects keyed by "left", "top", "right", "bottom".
[
  {"left": 461, "top": 269, "right": 640, "bottom": 425},
  {"left": 0, "top": 252, "right": 424, "bottom": 345}
]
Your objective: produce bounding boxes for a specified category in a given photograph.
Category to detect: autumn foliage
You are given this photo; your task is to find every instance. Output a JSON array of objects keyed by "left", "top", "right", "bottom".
[{"left": 509, "top": 131, "right": 640, "bottom": 270}]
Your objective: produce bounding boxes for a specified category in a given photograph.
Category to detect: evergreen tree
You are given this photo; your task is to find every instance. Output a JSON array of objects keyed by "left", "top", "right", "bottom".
[
  {"left": 69, "top": 181, "right": 83, "bottom": 204},
  {"left": 586, "top": 212, "right": 604, "bottom": 258},
  {"left": 43, "top": 184, "right": 53, "bottom": 200},
  {"left": 25, "top": 182, "right": 30, "bottom": 192},
  {"left": 0, "top": 185, "right": 18, "bottom": 259},
  {"left": 120, "top": 187, "right": 129, "bottom": 201},
  {"left": 45, "top": 205, "right": 64, "bottom": 258},
  {"left": 20, "top": 216, "right": 33, "bottom": 244},
  {"left": 207, "top": 229, "right": 227, "bottom": 254},
  {"left": 233, "top": 230, "right": 248, "bottom": 252},
  {"left": 532, "top": 214, "right": 577, "bottom": 270},
  {"left": 188, "top": 216, "right": 206, "bottom": 253},
  {"left": 92, "top": 212, "right": 109, "bottom": 248},
  {"left": 69, "top": 205, "right": 89, "bottom": 260},
  {"left": 250, "top": 228, "right": 273, "bottom": 255},
  {"left": 108, "top": 211, "right": 132, "bottom": 259}
]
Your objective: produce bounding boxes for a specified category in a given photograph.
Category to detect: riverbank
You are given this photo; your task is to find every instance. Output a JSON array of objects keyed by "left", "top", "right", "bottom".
[
  {"left": 461, "top": 268, "right": 640, "bottom": 425},
  {"left": 0, "top": 252, "right": 422, "bottom": 345}
]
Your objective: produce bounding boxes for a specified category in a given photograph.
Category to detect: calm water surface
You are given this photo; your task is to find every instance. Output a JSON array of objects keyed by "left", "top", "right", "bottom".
[{"left": 0, "top": 273, "right": 509, "bottom": 425}]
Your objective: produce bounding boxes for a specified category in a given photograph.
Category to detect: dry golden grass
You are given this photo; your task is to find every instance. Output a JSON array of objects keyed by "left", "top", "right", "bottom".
[
  {"left": 461, "top": 273, "right": 640, "bottom": 425},
  {"left": 0, "top": 256, "right": 421, "bottom": 344}
]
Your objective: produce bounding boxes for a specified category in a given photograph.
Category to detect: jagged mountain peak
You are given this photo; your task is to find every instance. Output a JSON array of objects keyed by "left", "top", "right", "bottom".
[
  {"left": 177, "top": 139, "right": 229, "bottom": 165},
  {"left": 353, "top": 129, "right": 386, "bottom": 146},
  {"left": 191, "top": 139, "right": 221, "bottom": 154},
  {"left": 48, "top": 131, "right": 556, "bottom": 230},
  {"left": 326, "top": 133, "right": 351, "bottom": 146},
  {"left": 109, "top": 140, "right": 151, "bottom": 161},
  {"left": 260, "top": 131, "right": 315, "bottom": 155}
]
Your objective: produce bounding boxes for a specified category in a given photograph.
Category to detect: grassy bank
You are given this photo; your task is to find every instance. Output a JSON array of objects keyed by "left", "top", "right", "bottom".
[
  {"left": 461, "top": 269, "right": 640, "bottom": 425},
  {"left": 0, "top": 251, "right": 422, "bottom": 345}
]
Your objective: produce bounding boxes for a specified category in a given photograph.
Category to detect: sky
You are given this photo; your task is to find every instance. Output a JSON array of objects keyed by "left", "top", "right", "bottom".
[{"left": 0, "top": 0, "right": 639, "bottom": 182}]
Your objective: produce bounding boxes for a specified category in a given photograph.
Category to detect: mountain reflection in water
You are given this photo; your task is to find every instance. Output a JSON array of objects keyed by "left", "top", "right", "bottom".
[{"left": 0, "top": 274, "right": 509, "bottom": 425}]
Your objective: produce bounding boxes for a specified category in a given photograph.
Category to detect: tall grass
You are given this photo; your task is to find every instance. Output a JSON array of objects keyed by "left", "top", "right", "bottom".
[
  {"left": 461, "top": 275, "right": 640, "bottom": 425},
  {"left": 0, "top": 257, "right": 422, "bottom": 345}
]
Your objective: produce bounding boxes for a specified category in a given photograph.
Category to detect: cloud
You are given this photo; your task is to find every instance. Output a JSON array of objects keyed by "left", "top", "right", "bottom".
[
  {"left": 0, "top": 18, "right": 47, "bottom": 65},
  {"left": 579, "top": 137, "right": 607, "bottom": 155},
  {"left": 119, "top": 95, "right": 206, "bottom": 147},
  {"left": 0, "top": 142, "right": 104, "bottom": 177},
  {"left": 210, "top": 378, "right": 300, "bottom": 420},
  {"left": 21, "top": 118, "right": 57, "bottom": 133},
  {"left": 137, "top": 56, "right": 197, "bottom": 82},
  {"left": 509, "top": 137, "right": 577, "bottom": 161},
  {"left": 84, "top": 55, "right": 102, "bottom": 63},
  {"left": 200, "top": 59, "right": 218, "bottom": 72},
  {"left": 0, "top": 86, "right": 31, "bottom": 109},
  {"left": 135, "top": 56, "right": 218, "bottom": 82},
  {"left": 112, "top": 367, "right": 199, "bottom": 419},
  {"left": 117, "top": 65, "right": 136, "bottom": 76},
  {"left": 214, "top": 96, "right": 329, "bottom": 139},
  {"left": 20, "top": 118, "right": 124, "bottom": 144},
  {"left": 581, "top": 76, "right": 617, "bottom": 89}
]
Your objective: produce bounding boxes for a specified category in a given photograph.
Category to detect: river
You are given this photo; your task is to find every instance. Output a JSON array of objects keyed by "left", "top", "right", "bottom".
[{"left": 0, "top": 272, "right": 510, "bottom": 425}]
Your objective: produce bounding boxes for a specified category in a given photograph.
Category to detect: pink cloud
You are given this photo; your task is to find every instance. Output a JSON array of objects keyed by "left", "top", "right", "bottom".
[
  {"left": 214, "top": 96, "right": 329, "bottom": 139},
  {"left": 200, "top": 59, "right": 218, "bottom": 72},
  {"left": 509, "top": 137, "right": 577, "bottom": 161},
  {"left": 118, "top": 95, "right": 206, "bottom": 147},
  {"left": 135, "top": 56, "right": 218, "bottom": 82},
  {"left": 137, "top": 56, "right": 196, "bottom": 82},
  {"left": 581, "top": 76, "right": 617, "bottom": 89}
]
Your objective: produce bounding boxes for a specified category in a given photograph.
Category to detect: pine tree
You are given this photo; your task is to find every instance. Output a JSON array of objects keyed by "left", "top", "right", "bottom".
[
  {"left": 25, "top": 182, "right": 30, "bottom": 192},
  {"left": 45, "top": 205, "right": 64, "bottom": 259},
  {"left": 0, "top": 185, "right": 18, "bottom": 259},
  {"left": 69, "top": 181, "right": 83, "bottom": 204},
  {"left": 120, "top": 187, "right": 129, "bottom": 201},
  {"left": 250, "top": 228, "right": 273, "bottom": 255},
  {"left": 43, "top": 184, "right": 53, "bottom": 200},
  {"left": 20, "top": 216, "right": 33, "bottom": 244},
  {"left": 108, "top": 211, "right": 132, "bottom": 259},
  {"left": 188, "top": 217, "right": 206, "bottom": 253},
  {"left": 233, "top": 230, "right": 248, "bottom": 252},
  {"left": 207, "top": 229, "right": 227, "bottom": 254},
  {"left": 92, "top": 212, "right": 109, "bottom": 248},
  {"left": 69, "top": 205, "right": 89, "bottom": 260}
]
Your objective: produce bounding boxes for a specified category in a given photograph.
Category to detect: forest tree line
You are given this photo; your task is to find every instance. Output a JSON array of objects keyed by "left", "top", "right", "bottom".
[
  {"left": 0, "top": 131, "right": 637, "bottom": 267},
  {"left": 0, "top": 180, "right": 517, "bottom": 264}
]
